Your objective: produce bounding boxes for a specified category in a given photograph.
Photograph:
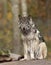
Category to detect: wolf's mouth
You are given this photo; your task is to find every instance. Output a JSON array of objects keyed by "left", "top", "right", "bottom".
[{"left": 21, "top": 28, "right": 31, "bottom": 35}]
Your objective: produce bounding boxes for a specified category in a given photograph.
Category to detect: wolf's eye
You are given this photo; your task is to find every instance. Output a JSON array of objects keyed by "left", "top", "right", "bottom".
[{"left": 28, "top": 25, "right": 30, "bottom": 27}]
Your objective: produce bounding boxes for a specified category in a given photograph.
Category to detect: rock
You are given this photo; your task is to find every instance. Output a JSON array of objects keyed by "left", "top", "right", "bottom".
[
  {"left": 0, "top": 52, "right": 23, "bottom": 62},
  {"left": 0, "top": 55, "right": 12, "bottom": 62},
  {"left": 9, "top": 53, "right": 22, "bottom": 61}
]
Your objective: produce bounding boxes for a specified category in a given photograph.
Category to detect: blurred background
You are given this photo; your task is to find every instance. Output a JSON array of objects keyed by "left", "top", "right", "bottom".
[{"left": 0, "top": 0, "right": 51, "bottom": 59}]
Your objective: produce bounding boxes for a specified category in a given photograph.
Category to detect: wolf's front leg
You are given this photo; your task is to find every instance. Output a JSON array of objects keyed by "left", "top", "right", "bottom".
[
  {"left": 30, "top": 52, "right": 34, "bottom": 60},
  {"left": 30, "top": 41, "right": 35, "bottom": 59},
  {"left": 20, "top": 42, "right": 28, "bottom": 61},
  {"left": 23, "top": 42, "right": 28, "bottom": 60}
]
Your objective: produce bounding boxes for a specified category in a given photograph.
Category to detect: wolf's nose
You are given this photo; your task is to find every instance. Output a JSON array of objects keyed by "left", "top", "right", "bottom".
[{"left": 23, "top": 27, "right": 25, "bottom": 30}]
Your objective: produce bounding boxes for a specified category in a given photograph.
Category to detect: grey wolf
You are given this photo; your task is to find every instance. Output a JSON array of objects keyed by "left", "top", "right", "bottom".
[{"left": 18, "top": 15, "right": 47, "bottom": 60}]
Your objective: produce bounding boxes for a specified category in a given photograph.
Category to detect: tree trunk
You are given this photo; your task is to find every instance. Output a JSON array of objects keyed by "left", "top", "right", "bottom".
[
  {"left": 21, "top": 0, "right": 27, "bottom": 17},
  {"left": 11, "top": 0, "right": 21, "bottom": 54}
]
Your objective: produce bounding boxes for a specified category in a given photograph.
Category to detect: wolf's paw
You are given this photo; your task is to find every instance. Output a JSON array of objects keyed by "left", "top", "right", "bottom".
[
  {"left": 37, "top": 56, "right": 43, "bottom": 60},
  {"left": 19, "top": 58, "right": 27, "bottom": 61},
  {"left": 31, "top": 57, "right": 36, "bottom": 60}
]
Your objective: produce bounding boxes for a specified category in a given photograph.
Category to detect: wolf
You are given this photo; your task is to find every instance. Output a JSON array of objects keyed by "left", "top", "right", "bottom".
[{"left": 18, "top": 15, "right": 47, "bottom": 60}]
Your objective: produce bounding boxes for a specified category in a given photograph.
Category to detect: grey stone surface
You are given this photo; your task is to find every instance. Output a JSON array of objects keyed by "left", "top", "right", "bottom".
[{"left": 0, "top": 60, "right": 51, "bottom": 65}]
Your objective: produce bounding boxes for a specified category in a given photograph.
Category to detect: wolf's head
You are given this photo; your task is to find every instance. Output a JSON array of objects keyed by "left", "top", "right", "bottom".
[{"left": 18, "top": 15, "right": 35, "bottom": 35}]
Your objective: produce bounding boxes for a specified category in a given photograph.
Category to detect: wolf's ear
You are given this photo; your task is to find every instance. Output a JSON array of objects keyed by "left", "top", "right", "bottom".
[
  {"left": 28, "top": 15, "right": 31, "bottom": 20},
  {"left": 28, "top": 15, "right": 33, "bottom": 24},
  {"left": 18, "top": 15, "right": 21, "bottom": 19}
]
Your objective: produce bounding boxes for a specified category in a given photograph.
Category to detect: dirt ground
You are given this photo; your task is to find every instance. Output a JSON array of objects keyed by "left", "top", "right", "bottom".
[{"left": 0, "top": 60, "right": 51, "bottom": 65}]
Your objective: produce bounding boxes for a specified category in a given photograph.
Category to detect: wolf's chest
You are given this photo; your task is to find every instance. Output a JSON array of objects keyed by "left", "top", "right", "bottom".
[{"left": 21, "top": 32, "right": 34, "bottom": 40}]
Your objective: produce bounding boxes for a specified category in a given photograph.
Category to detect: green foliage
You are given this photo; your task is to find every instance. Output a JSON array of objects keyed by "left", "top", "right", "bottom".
[{"left": 0, "top": 49, "right": 10, "bottom": 56}]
